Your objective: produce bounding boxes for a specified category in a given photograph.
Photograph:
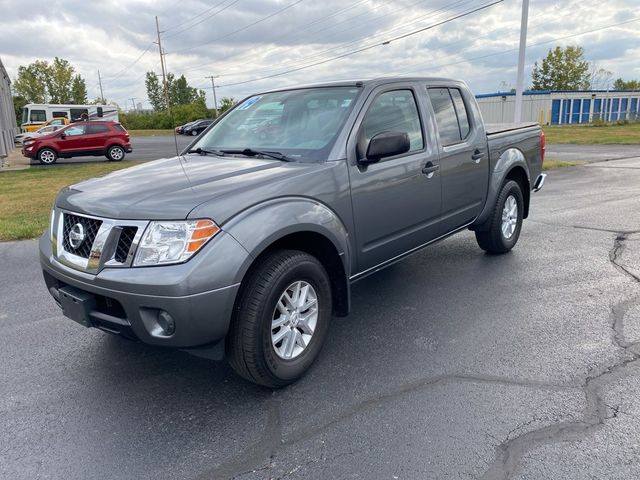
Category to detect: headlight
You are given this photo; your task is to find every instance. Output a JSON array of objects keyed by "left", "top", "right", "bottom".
[
  {"left": 24, "top": 140, "right": 34, "bottom": 146},
  {"left": 133, "top": 219, "right": 220, "bottom": 266}
]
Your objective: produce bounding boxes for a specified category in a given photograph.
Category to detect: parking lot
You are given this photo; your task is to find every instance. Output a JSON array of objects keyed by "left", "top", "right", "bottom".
[{"left": 1, "top": 153, "right": 640, "bottom": 479}]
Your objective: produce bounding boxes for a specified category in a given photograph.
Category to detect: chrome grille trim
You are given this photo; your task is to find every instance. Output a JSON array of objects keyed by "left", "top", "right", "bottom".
[{"left": 52, "top": 208, "right": 148, "bottom": 274}]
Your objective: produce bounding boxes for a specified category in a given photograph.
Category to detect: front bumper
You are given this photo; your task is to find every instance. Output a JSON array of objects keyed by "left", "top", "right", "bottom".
[{"left": 39, "top": 232, "right": 245, "bottom": 348}]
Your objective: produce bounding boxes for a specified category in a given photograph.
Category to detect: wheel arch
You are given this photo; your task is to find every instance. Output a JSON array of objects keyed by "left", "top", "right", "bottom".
[
  {"left": 472, "top": 147, "right": 531, "bottom": 229},
  {"left": 222, "top": 198, "right": 352, "bottom": 317}
]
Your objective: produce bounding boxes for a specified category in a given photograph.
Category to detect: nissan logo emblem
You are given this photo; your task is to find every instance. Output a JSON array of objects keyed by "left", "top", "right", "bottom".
[{"left": 68, "top": 223, "right": 86, "bottom": 249}]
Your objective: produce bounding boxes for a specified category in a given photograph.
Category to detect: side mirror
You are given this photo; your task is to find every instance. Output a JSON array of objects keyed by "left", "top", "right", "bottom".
[
  {"left": 363, "top": 131, "right": 410, "bottom": 163},
  {"left": 59, "top": 133, "right": 66, "bottom": 139}
]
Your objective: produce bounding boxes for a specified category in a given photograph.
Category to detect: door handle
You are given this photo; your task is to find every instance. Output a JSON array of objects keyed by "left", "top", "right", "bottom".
[
  {"left": 421, "top": 162, "right": 440, "bottom": 178},
  {"left": 471, "top": 149, "right": 484, "bottom": 163}
]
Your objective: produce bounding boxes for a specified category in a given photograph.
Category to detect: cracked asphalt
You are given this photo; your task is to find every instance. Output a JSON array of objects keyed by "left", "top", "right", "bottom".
[{"left": 1, "top": 154, "right": 640, "bottom": 479}]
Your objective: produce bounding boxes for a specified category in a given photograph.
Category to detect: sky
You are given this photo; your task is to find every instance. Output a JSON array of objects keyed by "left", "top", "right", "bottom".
[{"left": 1, "top": 0, "right": 639, "bottom": 110}]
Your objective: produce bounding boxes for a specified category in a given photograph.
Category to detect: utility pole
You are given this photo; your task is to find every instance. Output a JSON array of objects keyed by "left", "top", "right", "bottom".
[
  {"left": 154, "top": 16, "right": 171, "bottom": 111},
  {"left": 129, "top": 98, "right": 137, "bottom": 111},
  {"left": 97, "top": 70, "right": 105, "bottom": 104},
  {"left": 514, "top": 0, "right": 529, "bottom": 123},
  {"left": 205, "top": 75, "right": 219, "bottom": 117}
]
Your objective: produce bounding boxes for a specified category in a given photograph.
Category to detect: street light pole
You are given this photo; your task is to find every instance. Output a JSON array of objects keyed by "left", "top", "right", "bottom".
[
  {"left": 514, "top": 0, "right": 529, "bottom": 123},
  {"left": 205, "top": 75, "right": 219, "bottom": 117}
]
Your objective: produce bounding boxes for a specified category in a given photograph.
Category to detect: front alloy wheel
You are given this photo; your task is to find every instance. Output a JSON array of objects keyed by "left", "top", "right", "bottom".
[
  {"left": 226, "top": 250, "right": 331, "bottom": 388},
  {"left": 271, "top": 281, "right": 318, "bottom": 360}
]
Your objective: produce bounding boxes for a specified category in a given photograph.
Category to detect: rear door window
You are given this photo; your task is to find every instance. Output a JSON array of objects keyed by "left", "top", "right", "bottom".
[
  {"left": 86, "top": 124, "right": 110, "bottom": 134},
  {"left": 427, "top": 88, "right": 460, "bottom": 146}
]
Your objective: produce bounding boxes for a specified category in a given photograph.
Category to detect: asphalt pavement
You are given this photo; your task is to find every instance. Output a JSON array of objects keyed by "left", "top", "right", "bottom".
[{"left": 2, "top": 155, "right": 640, "bottom": 479}]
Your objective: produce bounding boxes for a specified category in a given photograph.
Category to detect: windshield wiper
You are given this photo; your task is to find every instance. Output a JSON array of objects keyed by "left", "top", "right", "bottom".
[
  {"left": 219, "top": 148, "right": 293, "bottom": 162},
  {"left": 186, "top": 147, "right": 225, "bottom": 156}
]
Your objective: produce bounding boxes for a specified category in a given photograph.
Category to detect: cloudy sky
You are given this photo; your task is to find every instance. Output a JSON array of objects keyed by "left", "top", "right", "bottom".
[{"left": 1, "top": 0, "right": 639, "bottom": 109}]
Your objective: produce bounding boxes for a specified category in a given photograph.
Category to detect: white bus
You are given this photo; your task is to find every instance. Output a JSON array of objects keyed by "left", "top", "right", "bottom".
[{"left": 20, "top": 103, "right": 119, "bottom": 132}]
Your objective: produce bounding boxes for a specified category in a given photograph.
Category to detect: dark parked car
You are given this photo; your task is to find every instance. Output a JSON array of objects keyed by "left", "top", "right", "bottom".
[
  {"left": 23, "top": 121, "right": 132, "bottom": 165},
  {"left": 183, "top": 119, "right": 213, "bottom": 136},
  {"left": 175, "top": 120, "right": 200, "bottom": 135},
  {"left": 41, "top": 78, "right": 545, "bottom": 387}
]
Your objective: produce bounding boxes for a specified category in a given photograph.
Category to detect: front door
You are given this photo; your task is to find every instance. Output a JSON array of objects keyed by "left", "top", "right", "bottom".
[
  {"left": 348, "top": 87, "right": 442, "bottom": 274},
  {"left": 53, "top": 125, "right": 86, "bottom": 154}
]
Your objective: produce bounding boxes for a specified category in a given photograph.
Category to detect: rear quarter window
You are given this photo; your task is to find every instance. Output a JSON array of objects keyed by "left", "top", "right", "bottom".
[{"left": 450, "top": 88, "right": 470, "bottom": 139}]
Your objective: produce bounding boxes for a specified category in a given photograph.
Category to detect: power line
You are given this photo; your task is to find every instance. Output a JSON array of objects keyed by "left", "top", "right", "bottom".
[
  {"left": 164, "top": 0, "right": 232, "bottom": 32},
  {"left": 170, "top": 0, "right": 307, "bottom": 54},
  {"left": 198, "top": 0, "right": 477, "bottom": 82},
  {"left": 218, "top": 0, "right": 505, "bottom": 88},
  {"left": 396, "top": 16, "right": 640, "bottom": 76},
  {"left": 103, "top": 44, "right": 154, "bottom": 81},
  {"left": 179, "top": 0, "right": 427, "bottom": 76},
  {"left": 163, "top": 0, "right": 241, "bottom": 39}
]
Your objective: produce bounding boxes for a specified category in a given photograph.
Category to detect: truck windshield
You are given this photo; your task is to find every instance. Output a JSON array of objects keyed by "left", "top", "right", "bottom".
[{"left": 191, "top": 86, "right": 361, "bottom": 161}]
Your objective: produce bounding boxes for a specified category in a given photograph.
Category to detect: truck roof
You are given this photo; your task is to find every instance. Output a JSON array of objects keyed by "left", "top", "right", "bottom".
[{"left": 258, "top": 77, "right": 463, "bottom": 94}]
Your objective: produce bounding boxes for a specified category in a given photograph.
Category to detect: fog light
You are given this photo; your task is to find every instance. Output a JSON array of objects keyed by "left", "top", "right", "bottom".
[{"left": 157, "top": 311, "right": 176, "bottom": 336}]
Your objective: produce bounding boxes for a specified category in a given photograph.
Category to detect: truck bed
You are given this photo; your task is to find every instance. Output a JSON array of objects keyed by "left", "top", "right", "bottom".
[{"left": 485, "top": 123, "right": 539, "bottom": 136}]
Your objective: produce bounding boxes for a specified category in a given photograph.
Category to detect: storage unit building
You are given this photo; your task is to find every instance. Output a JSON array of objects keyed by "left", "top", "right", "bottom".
[{"left": 476, "top": 90, "right": 640, "bottom": 125}]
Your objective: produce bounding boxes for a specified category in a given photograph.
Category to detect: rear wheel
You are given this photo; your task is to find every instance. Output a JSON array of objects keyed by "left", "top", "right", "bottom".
[
  {"left": 106, "top": 145, "right": 125, "bottom": 162},
  {"left": 475, "top": 179, "right": 524, "bottom": 254},
  {"left": 37, "top": 148, "right": 57, "bottom": 165},
  {"left": 226, "top": 250, "right": 332, "bottom": 388}
]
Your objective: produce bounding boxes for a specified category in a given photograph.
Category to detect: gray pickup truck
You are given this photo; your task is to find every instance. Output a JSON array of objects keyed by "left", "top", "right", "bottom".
[{"left": 40, "top": 78, "right": 545, "bottom": 387}]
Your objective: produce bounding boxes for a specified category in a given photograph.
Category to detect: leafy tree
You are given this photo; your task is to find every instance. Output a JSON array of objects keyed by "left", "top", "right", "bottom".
[
  {"left": 71, "top": 75, "right": 88, "bottom": 104},
  {"left": 13, "top": 95, "right": 28, "bottom": 125},
  {"left": 145, "top": 71, "right": 165, "bottom": 111},
  {"left": 219, "top": 97, "right": 236, "bottom": 114},
  {"left": 46, "top": 57, "right": 75, "bottom": 103},
  {"left": 13, "top": 60, "right": 49, "bottom": 103},
  {"left": 14, "top": 57, "right": 88, "bottom": 104},
  {"left": 612, "top": 78, "right": 640, "bottom": 90},
  {"left": 531, "top": 46, "right": 590, "bottom": 91}
]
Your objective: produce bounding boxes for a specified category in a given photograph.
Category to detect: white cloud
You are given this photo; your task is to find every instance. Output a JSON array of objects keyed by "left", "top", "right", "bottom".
[{"left": 1, "top": 0, "right": 638, "bottom": 109}]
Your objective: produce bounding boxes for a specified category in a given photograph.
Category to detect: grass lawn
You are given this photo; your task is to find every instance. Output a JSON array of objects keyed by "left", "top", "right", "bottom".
[
  {"left": 0, "top": 161, "right": 138, "bottom": 242},
  {"left": 543, "top": 122, "right": 640, "bottom": 144},
  {"left": 542, "top": 159, "right": 584, "bottom": 171},
  {"left": 128, "top": 129, "right": 175, "bottom": 137}
]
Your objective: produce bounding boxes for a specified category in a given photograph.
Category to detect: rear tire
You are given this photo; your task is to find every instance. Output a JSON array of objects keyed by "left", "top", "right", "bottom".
[
  {"left": 475, "top": 179, "right": 524, "bottom": 254},
  {"left": 226, "top": 250, "right": 332, "bottom": 388},
  {"left": 37, "top": 148, "right": 57, "bottom": 165},
  {"left": 106, "top": 145, "right": 125, "bottom": 162}
]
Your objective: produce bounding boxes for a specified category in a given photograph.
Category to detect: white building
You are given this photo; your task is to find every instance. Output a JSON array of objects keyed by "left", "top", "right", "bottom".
[
  {"left": 476, "top": 90, "right": 640, "bottom": 125},
  {"left": 0, "top": 57, "right": 18, "bottom": 158}
]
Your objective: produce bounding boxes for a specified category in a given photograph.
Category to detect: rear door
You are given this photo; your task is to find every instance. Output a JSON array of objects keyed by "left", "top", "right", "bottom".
[
  {"left": 426, "top": 86, "right": 488, "bottom": 231},
  {"left": 348, "top": 85, "right": 442, "bottom": 274},
  {"left": 84, "top": 124, "right": 111, "bottom": 152}
]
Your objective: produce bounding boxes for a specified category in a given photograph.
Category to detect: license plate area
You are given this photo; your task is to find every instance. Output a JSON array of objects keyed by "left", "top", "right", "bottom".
[{"left": 58, "top": 286, "right": 96, "bottom": 328}]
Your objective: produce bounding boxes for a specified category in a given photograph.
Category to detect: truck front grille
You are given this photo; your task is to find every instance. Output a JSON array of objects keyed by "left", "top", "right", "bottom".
[
  {"left": 62, "top": 213, "right": 102, "bottom": 258},
  {"left": 114, "top": 227, "right": 138, "bottom": 263}
]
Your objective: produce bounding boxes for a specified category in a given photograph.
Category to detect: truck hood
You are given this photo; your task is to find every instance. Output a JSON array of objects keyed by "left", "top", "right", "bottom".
[{"left": 57, "top": 155, "right": 325, "bottom": 220}]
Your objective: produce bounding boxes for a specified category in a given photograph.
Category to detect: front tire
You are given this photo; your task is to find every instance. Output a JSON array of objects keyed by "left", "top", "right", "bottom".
[
  {"left": 226, "top": 250, "right": 332, "bottom": 388},
  {"left": 106, "top": 145, "right": 125, "bottom": 162},
  {"left": 191, "top": 130, "right": 198, "bottom": 136},
  {"left": 37, "top": 148, "right": 57, "bottom": 165},
  {"left": 475, "top": 179, "right": 524, "bottom": 254}
]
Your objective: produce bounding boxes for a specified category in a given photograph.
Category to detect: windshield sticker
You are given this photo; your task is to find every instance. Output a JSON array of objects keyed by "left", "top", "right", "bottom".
[
  {"left": 341, "top": 99, "right": 352, "bottom": 107},
  {"left": 237, "top": 96, "right": 262, "bottom": 110}
]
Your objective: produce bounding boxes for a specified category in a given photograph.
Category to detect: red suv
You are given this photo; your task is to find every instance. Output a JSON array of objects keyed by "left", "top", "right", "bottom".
[{"left": 22, "top": 121, "right": 133, "bottom": 165}]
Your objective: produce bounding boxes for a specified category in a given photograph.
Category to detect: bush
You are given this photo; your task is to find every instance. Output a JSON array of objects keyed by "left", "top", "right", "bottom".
[{"left": 119, "top": 101, "right": 211, "bottom": 130}]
